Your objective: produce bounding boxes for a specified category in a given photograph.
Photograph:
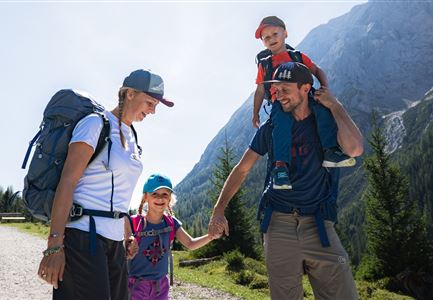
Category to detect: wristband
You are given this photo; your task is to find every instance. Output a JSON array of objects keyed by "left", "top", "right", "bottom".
[
  {"left": 48, "top": 232, "right": 64, "bottom": 240},
  {"left": 42, "top": 244, "right": 64, "bottom": 257}
]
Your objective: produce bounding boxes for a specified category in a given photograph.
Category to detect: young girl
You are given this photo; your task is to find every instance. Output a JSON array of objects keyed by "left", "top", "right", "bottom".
[{"left": 125, "top": 173, "right": 217, "bottom": 300}]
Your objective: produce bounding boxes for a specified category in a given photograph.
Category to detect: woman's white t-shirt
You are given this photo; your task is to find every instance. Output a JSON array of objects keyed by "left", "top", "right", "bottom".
[{"left": 66, "top": 111, "right": 143, "bottom": 241}]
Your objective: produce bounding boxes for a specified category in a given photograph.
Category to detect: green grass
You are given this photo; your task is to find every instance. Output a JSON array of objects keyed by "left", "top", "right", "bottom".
[
  {"left": 0, "top": 221, "right": 49, "bottom": 238},
  {"left": 1, "top": 224, "right": 413, "bottom": 300},
  {"left": 173, "top": 251, "right": 269, "bottom": 300},
  {"left": 174, "top": 251, "right": 413, "bottom": 300}
]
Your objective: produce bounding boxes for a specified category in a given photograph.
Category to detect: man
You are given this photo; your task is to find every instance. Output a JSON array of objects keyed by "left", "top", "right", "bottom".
[{"left": 209, "top": 62, "right": 363, "bottom": 299}]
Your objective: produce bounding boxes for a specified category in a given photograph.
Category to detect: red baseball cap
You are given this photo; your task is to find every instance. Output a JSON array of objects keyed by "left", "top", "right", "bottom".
[{"left": 255, "top": 16, "right": 286, "bottom": 39}]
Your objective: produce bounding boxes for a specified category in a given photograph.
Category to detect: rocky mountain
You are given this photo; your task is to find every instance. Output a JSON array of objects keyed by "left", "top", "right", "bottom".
[
  {"left": 174, "top": 0, "right": 433, "bottom": 245},
  {"left": 299, "top": 0, "right": 433, "bottom": 119}
]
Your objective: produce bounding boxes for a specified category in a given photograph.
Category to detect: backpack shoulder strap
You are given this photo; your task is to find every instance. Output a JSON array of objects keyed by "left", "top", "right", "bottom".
[
  {"left": 256, "top": 55, "right": 274, "bottom": 100},
  {"left": 163, "top": 214, "right": 176, "bottom": 243},
  {"left": 131, "top": 214, "right": 145, "bottom": 244},
  {"left": 163, "top": 214, "right": 176, "bottom": 287},
  {"left": 130, "top": 125, "right": 142, "bottom": 156},
  {"left": 288, "top": 50, "right": 304, "bottom": 64},
  {"left": 89, "top": 112, "right": 110, "bottom": 165}
]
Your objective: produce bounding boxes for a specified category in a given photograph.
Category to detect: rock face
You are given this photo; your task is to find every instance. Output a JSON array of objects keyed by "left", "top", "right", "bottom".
[
  {"left": 175, "top": 1, "right": 433, "bottom": 224},
  {"left": 298, "top": 0, "right": 433, "bottom": 115}
]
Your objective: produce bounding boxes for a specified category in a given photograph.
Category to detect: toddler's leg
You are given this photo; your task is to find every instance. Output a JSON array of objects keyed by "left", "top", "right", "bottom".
[
  {"left": 309, "top": 98, "right": 356, "bottom": 168},
  {"left": 271, "top": 101, "right": 293, "bottom": 189}
]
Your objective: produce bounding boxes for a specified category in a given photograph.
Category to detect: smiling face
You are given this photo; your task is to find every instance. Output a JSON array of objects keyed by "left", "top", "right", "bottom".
[
  {"left": 261, "top": 26, "right": 287, "bottom": 54},
  {"left": 272, "top": 82, "right": 310, "bottom": 113},
  {"left": 123, "top": 89, "right": 160, "bottom": 125},
  {"left": 145, "top": 188, "right": 172, "bottom": 215}
]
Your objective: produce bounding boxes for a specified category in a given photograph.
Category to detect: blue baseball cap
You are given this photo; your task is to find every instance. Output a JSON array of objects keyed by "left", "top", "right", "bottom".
[
  {"left": 123, "top": 69, "right": 174, "bottom": 107},
  {"left": 142, "top": 174, "right": 173, "bottom": 193},
  {"left": 262, "top": 62, "right": 313, "bottom": 86}
]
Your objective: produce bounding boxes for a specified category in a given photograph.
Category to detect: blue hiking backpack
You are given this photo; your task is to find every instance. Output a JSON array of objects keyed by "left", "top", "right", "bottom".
[{"left": 21, "top": 89, "right": 110, "bottom": 222}]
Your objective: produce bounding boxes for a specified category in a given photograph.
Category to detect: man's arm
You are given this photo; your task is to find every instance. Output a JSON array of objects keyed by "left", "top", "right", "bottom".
[
  {"left": 314, "top": 87, "right": 364, "bottom": 157},
  {"left": 253, "top": 84, "right": 265, "bottom": 128},
  {"left": 209, "top": 148, "right": 261, "bottom": 236}
]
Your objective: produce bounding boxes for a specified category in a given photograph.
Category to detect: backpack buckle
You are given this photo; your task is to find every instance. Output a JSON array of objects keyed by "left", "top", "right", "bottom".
[
  {"left": 143, "top": 229, "right": 156, "bottom": 237},
  {"left": 113, "top": 211, "right": 121, "bottom": 219},
  {"left": 70, "top": 205, "right": 83, "bottom": 218}
]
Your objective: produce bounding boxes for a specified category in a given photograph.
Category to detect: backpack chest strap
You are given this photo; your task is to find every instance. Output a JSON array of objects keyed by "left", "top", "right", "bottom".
[{"left": 136, "top": 226, "right": 173, "bottom": 237}]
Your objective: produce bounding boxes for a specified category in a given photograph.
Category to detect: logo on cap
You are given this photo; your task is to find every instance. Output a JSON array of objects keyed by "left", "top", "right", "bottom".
[{"left": 278, "top": 70, "right": 292, "bottom": 81}]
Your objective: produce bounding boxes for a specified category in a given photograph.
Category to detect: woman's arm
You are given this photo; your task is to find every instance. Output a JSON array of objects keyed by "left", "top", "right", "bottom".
[
  {"left": 37, "top": 142, "right": 93, "bottom": 288},
  {"left": 124, "top": 217, "right": 138, "bottom": 260}
]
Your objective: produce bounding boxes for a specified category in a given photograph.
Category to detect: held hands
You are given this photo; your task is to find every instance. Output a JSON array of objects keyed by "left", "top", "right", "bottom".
[
  {"left": 313, "top": 86, "right": 339, "bottom": 109},
  {"left": 125, "top": 236, "right": 139, "bottom": 260},
  {"left": 208, "top": 213, "right": 229, "bottom": 238}
]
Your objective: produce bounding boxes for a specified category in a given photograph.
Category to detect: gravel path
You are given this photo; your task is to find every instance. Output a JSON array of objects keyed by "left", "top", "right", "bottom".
[{"left": 0, "top": 226, "right": 241, "bottom": 300}]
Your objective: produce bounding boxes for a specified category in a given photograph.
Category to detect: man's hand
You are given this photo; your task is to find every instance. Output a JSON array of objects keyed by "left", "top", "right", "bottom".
[
  {"left": 313, "top": 86, "right": 339, "bottom": 109},
  {"left": 208, "top": 212, "right": 229, "bottom": 237}
]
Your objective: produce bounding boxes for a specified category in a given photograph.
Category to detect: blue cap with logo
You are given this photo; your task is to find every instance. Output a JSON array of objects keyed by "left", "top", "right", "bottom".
[
  {"left": 123, "top": 69, "right": 174, "bottom": 107},
  {"left": 262, "top": 62, "right": 313, "bottom": 86},
  {"left": 142, "top": 173, "right": 173, "bottom": 193}
]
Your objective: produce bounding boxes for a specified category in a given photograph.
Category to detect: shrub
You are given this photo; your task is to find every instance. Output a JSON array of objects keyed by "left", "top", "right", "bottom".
[
  {"left": 249, "top": 273, "right": 269, "bottom": 289},
  {"left": 244, "top": 257, "right": 267, "bottom": 275},
  {"left": 224, "top": 249, "right": 245, "bottom": 272},
  {"left": 235, "top": 270, "right": 255, "bottom": 286}
]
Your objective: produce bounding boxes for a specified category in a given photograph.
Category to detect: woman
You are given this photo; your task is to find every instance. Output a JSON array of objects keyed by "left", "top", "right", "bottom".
[{"left": 37, "top": 69, "right": 174, "bottom": 300}]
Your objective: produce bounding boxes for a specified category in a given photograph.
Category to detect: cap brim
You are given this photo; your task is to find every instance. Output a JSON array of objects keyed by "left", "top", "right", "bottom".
[
  {"left": 260, "top": 79, "right": 286, "bottom": 84},
  {"left": 146, "top": 92, "right": 174, "bottom": 107},
  {"left": 255, "top": 24, "right": 269, "bottom": 39},
  {"left": 152, "top": 186, "right": 174, "bottom": 192}
]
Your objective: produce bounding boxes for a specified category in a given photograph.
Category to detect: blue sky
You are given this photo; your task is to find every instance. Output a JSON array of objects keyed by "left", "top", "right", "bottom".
[{"left": 0, "top": 0, "right": 365, "bottom": 208}]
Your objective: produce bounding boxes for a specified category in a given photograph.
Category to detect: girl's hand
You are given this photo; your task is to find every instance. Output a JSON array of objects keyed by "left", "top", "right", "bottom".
[
  {"left": 125, "top": 236, "right": 139, "bottom": 260},
  {"left": 37, "top": 250, "right": 65, "bottom": 289},
  {"left": 209, "top": 232, "right": 223, "bottom": 240}
]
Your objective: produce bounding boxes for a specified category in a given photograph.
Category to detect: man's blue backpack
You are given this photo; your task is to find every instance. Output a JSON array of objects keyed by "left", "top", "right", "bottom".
[{"left": 21, "top": 89, "right": 110, "bottom": 221}]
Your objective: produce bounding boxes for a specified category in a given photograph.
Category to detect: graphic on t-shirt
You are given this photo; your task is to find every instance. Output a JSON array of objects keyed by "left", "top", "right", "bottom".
[{"left": 142, "top": 237, "right": 167, "bottom": 266}]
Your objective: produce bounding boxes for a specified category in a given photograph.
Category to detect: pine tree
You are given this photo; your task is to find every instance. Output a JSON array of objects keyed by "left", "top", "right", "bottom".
[
  {"left": 195, "top": 134, "right": 259, "bottom": 259},
  {"left": 361, "top": 116, "right": 433, "bottom": 279},
  {"left": 0, "top": 186, "right": 23, "bottom": 213}
]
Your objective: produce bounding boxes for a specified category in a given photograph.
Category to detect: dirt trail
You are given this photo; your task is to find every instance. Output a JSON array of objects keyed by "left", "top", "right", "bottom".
[{"left": 0, "top": 226, "right": 240, "bottom": 300}]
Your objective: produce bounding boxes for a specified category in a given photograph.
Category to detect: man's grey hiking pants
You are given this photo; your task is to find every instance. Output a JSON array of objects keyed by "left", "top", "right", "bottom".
[{"left": 264, "top": 212, "right": 358, "bottom": 300}]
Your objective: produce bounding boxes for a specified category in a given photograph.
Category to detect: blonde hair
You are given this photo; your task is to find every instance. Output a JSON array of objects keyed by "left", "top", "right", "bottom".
[
  {"left": 138, "top": 191, "right": 176, "bottom": 216},
  {"left": 117, "top": 88, "right": 128, "bottom": 149}
]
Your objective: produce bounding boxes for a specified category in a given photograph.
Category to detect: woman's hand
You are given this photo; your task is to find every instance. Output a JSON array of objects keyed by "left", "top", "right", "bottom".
[
  {"left": 125, "top": 236, "right": 139, "bottom": 260},
  {"left": 37, "top": 249, "right": 65, "bottom": 289}
]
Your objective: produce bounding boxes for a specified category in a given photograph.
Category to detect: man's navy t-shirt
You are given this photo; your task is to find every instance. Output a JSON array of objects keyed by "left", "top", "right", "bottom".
[{"left": 250, "top": 114, "right": 337, "bottom": 210}]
